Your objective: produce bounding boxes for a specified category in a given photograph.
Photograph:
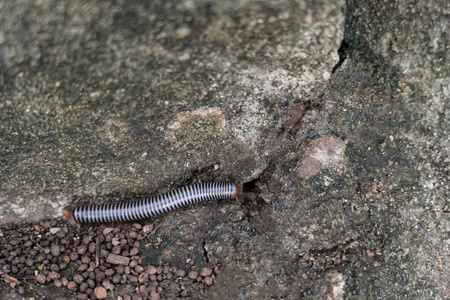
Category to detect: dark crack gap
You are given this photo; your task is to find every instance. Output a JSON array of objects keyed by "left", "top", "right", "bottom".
[
  {"left": 241, "top": 161, "right": 276, "bottom": 226},
  {"left": 331, "top": 39, "right": 348, "bottom": 74}
]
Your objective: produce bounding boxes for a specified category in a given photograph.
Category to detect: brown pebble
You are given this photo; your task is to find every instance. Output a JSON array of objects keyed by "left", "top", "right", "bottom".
[
  {"left": 54, "top": 279, "right": 62, "bottom": 287},
  {"left": 87, "top": 278, "right": 95, "bottom": 288},
  {"left": 103, "top": 228, "right": 114, "bottom": 236},
  {"left": 112, "top": 274, "right": 121, "bottom": 284},
  {"left": 50, "top": 264, "right": 60, "bottom": 272},
  {"left": 129, "top": 231, "right": 138, "bottom": 239},
  {"left": 139, "top": 284, "right": 146, "bottom": 294},
  {"left": 61, "top": 277, "right": 69, "bottom": 286},
  {"left": 135, "top": 265, "right": 144, "bottom": 273},
  {"left": 106, "top": 253, "right": 130, "bottom": 266},
  {"left": 105, "top": 268, "right": 115, "bottom": 277},
  {"left": 150, "top": 291, "right": 160, "bottom": 300},
  {"left": 180, "top": 290, "right": 188, "bottom": 297},
  {"left": 102, "top": 279, "right": 115, "bottom": 291},
  {"left": 138, "top": 273, "right": 148, "bottom": 283},
  {"left": 70, "top": 252, "right": 79, "bottom": 261},
  {"left": 47, "top": 271, "right": 60, "bottom": 281},
  {"left": 77, "top": 294, "right": 88, "bottom": 300},
  {"left": 77, "top": 245, "right": 87, "bottom": 255},
  {"left": 78, "top": 264, "right": 88, "bottom": 272},
  {"left": 124, "top": 295, "right": 131, "bottom": 300},
  {"left": 50, "top": 245, "right": 61, "bottom": 257},
  {"left": 166, "top": 273, "right": 173, "bottom": 280},
  {"left": 73, "top": 274, "right": 84, "bottom": 284},
  {"left": 156, "top": 274, "right": 162, "bottom": 281},
  {"left": 67, "top": 280, "right": 77, "bottom": 291},
  {"left": 142, "top": 224, "right": 153, "bottom": 234},
  {"left": 96, "top": 272, "right": 106, "bottom": 283},
  {"left": 36, "top": 273, "right": 46, "bottom": 284},
  {"left": 147, "top": 265, "right": 157, "bottom": 275},
  {"left": 25, "top": 259, "right": 34, "bottom": 267},
  {"left": 129, "top": 260, "right": 138, "bottom": 268},
  {"left": 112, "top": 245, "right": 121, "bottom": 255},
  {"left": 200, "top": 267, "right": 213, "bottom": 277},
  {"left": 94, "top": 286, "right": 107, "bottom": 299},
  {"left": 132, "top": 223, "right": 142, "bottom": 230},
  {"left": 18, "top": 286, "right": 24, "bottom": 294},
  {"left": 129, "top": 247, "right": 139, "bottom": 256},
  {"left": 79, "top": 282, "right": 89, "bottom": 293},
  {"left": 175, "top": 269, "right": 186, "bottom": 277},
  {"left": 128, "top": 275, "right": 138, "bottom": 283},
  {"left": 188, "top": 271, "right": 198, "bottom": 280},
  {"left": 131, "top": 294, "right": 143, "bottom": 300},
  {"left": 88, "top": 242, "right": 96, "bottom": 253},
  {"left": 204, "top": 276, "right": 213, "bottom": 286},
  {"left": 81, "top": 255, "right": 90, "bottom": 264}
]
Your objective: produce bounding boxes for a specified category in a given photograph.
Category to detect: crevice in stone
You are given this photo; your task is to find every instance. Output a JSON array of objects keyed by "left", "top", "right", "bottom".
[
  {"left": 276, "top": 98, "right": 322, "bottom": 141},
  {"left": 202, "top": 238, "right": 212, "bottom": 269},
  {"left": 241, "top": 160, "right": 276, "bottom": 224},
  {"left": 331, "top": 39, "right": 349, "bottom": 74}
]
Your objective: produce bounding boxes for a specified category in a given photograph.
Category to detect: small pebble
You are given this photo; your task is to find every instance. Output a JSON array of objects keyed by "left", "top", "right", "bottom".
[
  {"left": 188, "top": 271, "right": 198, "bottom": 280},
  {"left": 175, "top": 269, "right": 186, "bottom": 277},
  {"left": 79, "top": 282, "right": 89, "bottom": 293},
  {"left": 36, "top": 273, "right": 46, "bottom": 284},
  {"left": 67, "top": 280, "right": 77, "bottom": 291},
  {"left": 131, "top": 294, "right": 143, "bottom": 300},
  {"left": 50, "top": 245, "right": 61, "bottom": 257},
  {"left": 150, "top": 290, "right": 161, "bottom": 300},
  {"left": 129, "top": 247, "right": 139, "bottom": 256},
  {"left": 74, "top": 274, "right": 84, "bottom": 284},
  {"left": 147, "top": 265, "right": 157, "bottom": 275},
  {"left": 204, "top": 276, "right": 213, "bottom": 286},
  {"left": 54, "top": 279, "right": 62, "bottom": 287},
  {"left": 70, "top": 252, "right": 79, "bottom": 261},
  {"left": 94, "top": 286, "right": 107, "bottom": 299},
  {"left": 135, "top": 265, "right": 144, "bottom": 273},
  {"left": 200, "top": 267, "right": 213, "bottom": 277}
]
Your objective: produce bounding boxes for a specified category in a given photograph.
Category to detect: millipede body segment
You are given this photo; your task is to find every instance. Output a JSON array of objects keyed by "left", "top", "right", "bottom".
[{"left": 65, "top": 181, "right": 239, "bottom": 223}]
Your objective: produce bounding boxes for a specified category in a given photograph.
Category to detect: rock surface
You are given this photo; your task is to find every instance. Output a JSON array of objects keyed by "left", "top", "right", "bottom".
[{"left": 0, "top": 0, "right": 448, "bottom": 299}]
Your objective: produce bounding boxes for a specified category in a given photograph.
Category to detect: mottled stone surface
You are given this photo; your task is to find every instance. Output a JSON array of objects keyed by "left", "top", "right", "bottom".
[{"left": 1, "top": 0, "right": 448, "bottom": 299}]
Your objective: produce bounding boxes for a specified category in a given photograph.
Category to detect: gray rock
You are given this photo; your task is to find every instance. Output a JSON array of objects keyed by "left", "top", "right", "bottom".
[{"left": 0, "top": 0, "right": 448, "bottom": 299}]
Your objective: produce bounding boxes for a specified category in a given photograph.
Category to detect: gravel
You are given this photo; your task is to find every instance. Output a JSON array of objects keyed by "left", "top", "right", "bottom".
[{"left": 0, "top": 218, "right": 215, "bottom": 298}]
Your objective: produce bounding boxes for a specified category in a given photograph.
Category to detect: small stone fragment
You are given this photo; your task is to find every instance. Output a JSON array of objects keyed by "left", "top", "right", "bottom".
[
  {"left": 50, "top": 245, "right": 61, "bottom": 257},
  {"left": 188, "top": 271, "right": 198, "bottom": 280},
  {"left": 36, "top": 273, "right": 46, "bottom": 284},
  {"left": 150, "top": 291, "right": 160, "bottom": 300},
  {"left": 147, "top": 265, "right": 157, "bottom": 275},
  {"left": 94, "top": 286, "right": 107, "bottom": 299},
  {"left": 204, "top": 276, "right": 213, "bottom": 286},
  {"left": 200, "top": 267, "right": 213, "bottom": 277},
  {"left": 73, "top": 274, "right": 84, "bottom": 284},
  {"left": 106, "top": 254, "right": 130, "bottom": 266}
]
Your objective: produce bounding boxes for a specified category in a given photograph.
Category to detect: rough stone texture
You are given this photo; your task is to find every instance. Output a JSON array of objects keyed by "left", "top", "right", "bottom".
[{"left": 1, "top": 0, "right": 449, "bottom": 299}]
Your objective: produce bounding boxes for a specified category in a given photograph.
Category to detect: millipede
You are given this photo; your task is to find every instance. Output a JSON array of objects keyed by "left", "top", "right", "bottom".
[{"left": 65, "top": 181, "right": 239, "bottom": 223}]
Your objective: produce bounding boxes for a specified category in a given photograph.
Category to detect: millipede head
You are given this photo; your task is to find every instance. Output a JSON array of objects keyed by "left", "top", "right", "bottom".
[
  {"left": 64, "top": 211, "right": 73, "bottom": 220},
  {"left": 232, "top": 180, "right": 239, "bottom": 201}
]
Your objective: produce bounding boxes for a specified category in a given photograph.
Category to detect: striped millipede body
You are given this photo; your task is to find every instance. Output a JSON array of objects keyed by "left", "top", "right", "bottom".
[{"left": 65, "top": 181, "right": 239, "bottom": 223}]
